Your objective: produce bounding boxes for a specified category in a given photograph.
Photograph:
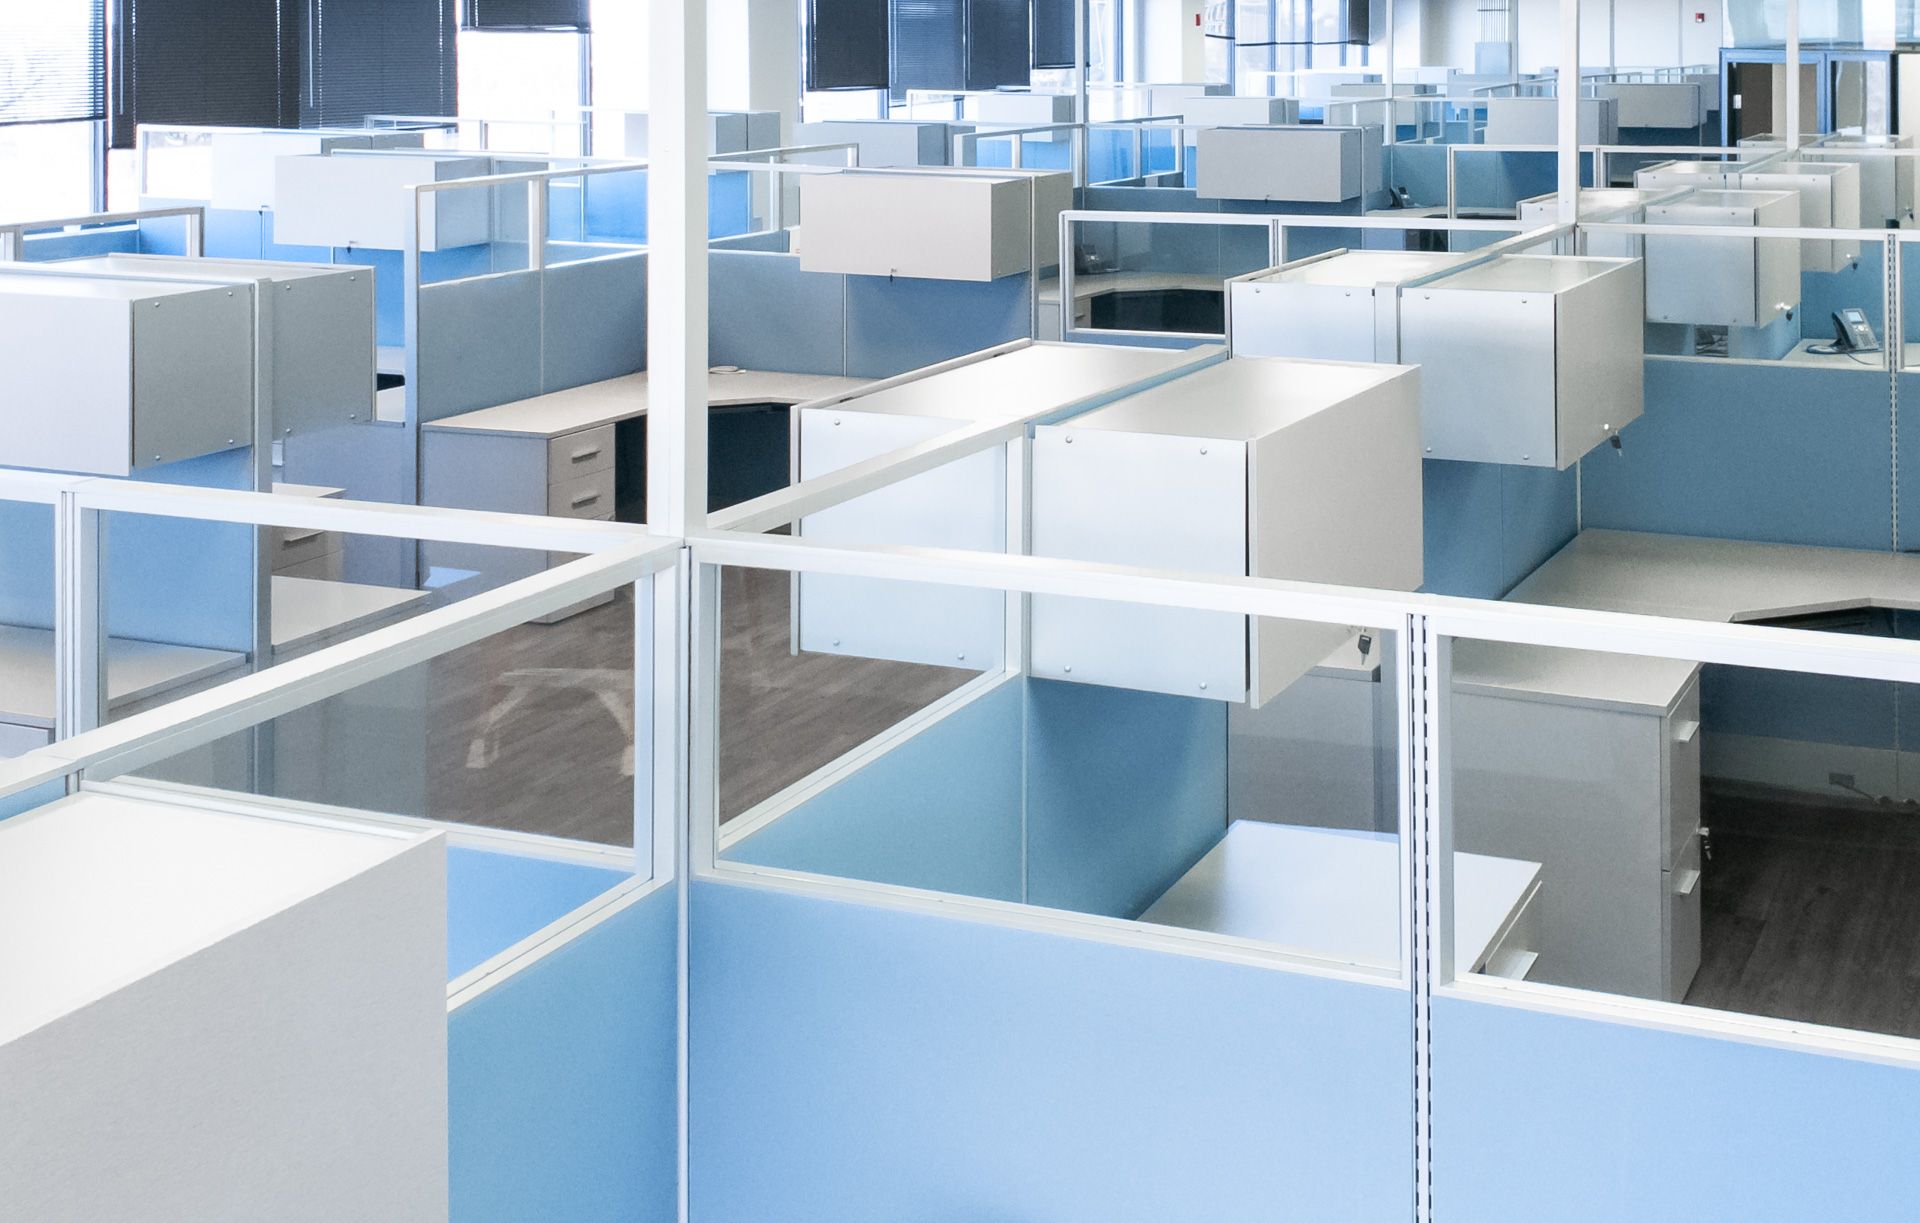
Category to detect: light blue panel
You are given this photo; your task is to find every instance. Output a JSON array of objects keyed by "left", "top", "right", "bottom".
[
  {"left": 1703, "top": 665, "right": 1895, "bottom": 748},
  {"left": 1896, "top": 372, "right": 1920, "bottom": 544},
  {"left": 1387, "top": 142, "right": 1448, "bottom": 207},
  {"left": 726, "top": 679, "right": 1025, "bottom": 901},
  {"left": 279, "top": 419, "right": 416, "bottom": 587},
  {"left": 709, "top": 250, "right": 846, "bottom": 374},
  {"left": 446, "top": 845, "right": 633, "bottom": 979},
  {"left": 545, "top": 179, "right": 587, "bottom": 243},
  {"left": 0, "top": 501, "right": 55, "bottom": 628},
  {"left": 0, "top": 782, "right": 63, "bottom": 821},
  {"left": 449, "top": 878, "right": 675, "bottom": 1223},
  {"left": 423, "top": 244, "right": 499, "bottom": 284},
  {"left": 135, "top": 215, "right": 192, "bottom": 255},
  {"left": 1799, "top": 254, "right": 1885, "bottom": 341},
  {"left": 417, "top": 270, "right": 543, "bottom": 422},
  {"left": 21, "top": 226, "right": 143, "bottom": 261},
  {"left": 584, "top": 169, "right": 650, "bottom": 243},
  {"left": 204, "top": 208, "right": 268, "bottom": 259},
  {"left": 1498, "top": 462, "right": 1578, "bottom": 593},
  {"left": 1431, "top": 994, "right": 1920, "bottom": 1222},
  {"left": 1580, "top": 358, "right": 1892, "bottom": 549},
  {"left": 1421, "top": 458, "right": 1506, "bottom": 599},
  {"left": 710, "top": 170, "right": 754, "bottom": 237},
  {"left": 106, "top": 448, "right": 256, "bottom": 651},
  {"left": 541, "top": 251, "right": 648, "bottom": 391},
  {"left": 1088, "top": 126, "right": 1131, "bottom": 182},
  {"left": 545, "top": 241, "right": 638, "bottom": 265},
  {"left": 844, "top": 273, "right": 1031, "bottom": 378},
  {"left": 1023, "top": 678, "right": 1226, "bottom": 920},
  {"left": 1068, "top": 330, "right": 1215, "bottom": 350},
  {"left": 691, "top": 879, "right": 1414, "bottom": 1222}
]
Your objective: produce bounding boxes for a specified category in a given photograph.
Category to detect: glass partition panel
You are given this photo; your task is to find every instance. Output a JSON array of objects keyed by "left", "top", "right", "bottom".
[
  {"left": 1067, "top": 218, "right": 1273, "bottom": 336},
  {"left": 0, "top": 490, "right": 58, "bottom": 763},
  {"left": 709, "top": 559, "right": 1407, "bottom": 977}
]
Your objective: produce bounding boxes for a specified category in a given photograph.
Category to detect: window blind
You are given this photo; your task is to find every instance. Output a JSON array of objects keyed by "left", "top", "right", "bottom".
[
  {"left": 465, "top": 0, "right": 589, "bottom": 31},
  {"left": 807, "top": 0, "right": 890, "bottom": 91}
]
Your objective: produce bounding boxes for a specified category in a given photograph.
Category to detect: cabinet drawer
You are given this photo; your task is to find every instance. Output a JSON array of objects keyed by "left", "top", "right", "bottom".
[
  {"left": 272, "top": 525, "right": 344, "bottom": 572},
  {"left": 548, "top": 468, "right": 617, "bottom": 519},
  {"left": 1664, "top": 832, "right": 1704, "bottom": 1003},
  {"left": 1664, "top": 674, "right": 1702, "bottom": 870},
  {"left": 547, "top": 425, "right": 615, "bottom": 483}
]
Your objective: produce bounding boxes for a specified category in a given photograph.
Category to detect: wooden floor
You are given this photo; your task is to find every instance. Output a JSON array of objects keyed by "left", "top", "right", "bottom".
[
  {"left": 420, "top": 565, "right": 969, "bottom": 846},
  {"left": 1684, "top": 783, "right": 1920, "bottom": 1039}
]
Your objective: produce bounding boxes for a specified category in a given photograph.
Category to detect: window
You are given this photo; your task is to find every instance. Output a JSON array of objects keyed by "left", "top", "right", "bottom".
[{"left": 0, "top": 0, "right": 104, "bottom": 216}]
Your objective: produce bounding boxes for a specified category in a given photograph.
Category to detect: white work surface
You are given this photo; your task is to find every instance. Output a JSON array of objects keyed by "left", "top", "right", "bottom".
[
  {"left": 1507, "top": 528, "right": 1920, "bottom": 622},
  {"left": 825, "top": 341, "right": 1218, "bottom": 423},
  {"left": 1140, "top": 820, "right": 1541, "bottom": 973},
  {"left": 1778, "top": 338, "right": 1889, "bottom": 369},
  {"left": 0, "top": 625, "right": 244, "bottom": 729},
  {"left": 0, "top": 791, "right": 424, "bottom": 1042},
  {"left": 271, "top": 575, "right": 429, "bottom": 656},
  {"left": 422, "top": 368, "right": 871, "bottom": 439},
  {"left": 1452, "top": 527, "right": 1920, "bottom": 711}
]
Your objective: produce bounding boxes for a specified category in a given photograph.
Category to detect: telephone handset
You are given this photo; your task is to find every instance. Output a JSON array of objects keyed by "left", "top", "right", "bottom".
[{"left": 1832, "top": 307, "right": 1879, "bottom": 353}]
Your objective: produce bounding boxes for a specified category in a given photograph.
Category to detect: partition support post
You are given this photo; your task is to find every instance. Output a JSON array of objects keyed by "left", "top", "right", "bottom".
[
  {"left": 1075, "top": 0, "right": 1091, "bottom": 187},
  {"left": 648, "top": 0, "right": 710, "bottom": 537},
  {"left": 1557, "top": 0, "right": 1580, "bottom": 224},
  {"left": 1786, "top": 0, "right": 1802, "bottom": 149},
  {"left": 54, "top": 495, "right": 105, "bottom": 750}
]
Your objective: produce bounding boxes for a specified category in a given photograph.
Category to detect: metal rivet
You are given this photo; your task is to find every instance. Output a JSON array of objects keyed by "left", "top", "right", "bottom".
[
  {"left": 956, "top": 653, "right": 966, "bottom": 661},
  {"left": 1424, "top": 446, "right": 1433, "bottom": 453},
  {"left": 1198, "top": 681, "right": 1209, "bottom": 690},
  {"left": 832, "top": 639, "right": 841, "bottom": 647},
  {"left": 1063, "top": 664, "right": 1073, "bottom": 673},
  {"left": 1521, "top": 454, "right": 1530, "bottom": 461},
  {"left": 227, "top": 437, "right": 235, "bottom": 444},
  {"left": 1199, "top": 446, "right": 1209, "bottom": 455},
  {"left": 1065, "top": 435, "right": 1074, "bottom": 444},
  {"left": 832, "top": 418, "right": 841, "bottom": 426}
]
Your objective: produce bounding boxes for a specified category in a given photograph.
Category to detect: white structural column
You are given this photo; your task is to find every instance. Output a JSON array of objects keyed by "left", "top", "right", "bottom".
[
  {"left": 1557, "top": 0, "right": 1580, "bottom": 223},
  {"left": 1785, "top": 0, "right": 1801, "bottom": 148},
  {"left": 650, "top": 0, "right": 711, "bottom": 536}
]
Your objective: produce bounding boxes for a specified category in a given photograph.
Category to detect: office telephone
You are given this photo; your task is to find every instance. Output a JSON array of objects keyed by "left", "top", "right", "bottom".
[{"left": 1826, "top": 307, "right": 1879, "bottom": 354}]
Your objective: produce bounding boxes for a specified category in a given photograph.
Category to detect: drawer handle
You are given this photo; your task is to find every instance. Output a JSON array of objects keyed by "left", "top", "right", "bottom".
[
  {"left": 568, "top": 445, "right": 603, "bottom": 463},
  {"left": 1674, "top": 867, "right": 1701, "bottom": 897},
  {"left": 281, "top": 529, "right": 324, "bottom": 545},
  {"left": 569, "top": 491, "right": 602, "bottom": 509},
  {"left": 1673, "top": 719, "right": 1700, "bottom": 744}
]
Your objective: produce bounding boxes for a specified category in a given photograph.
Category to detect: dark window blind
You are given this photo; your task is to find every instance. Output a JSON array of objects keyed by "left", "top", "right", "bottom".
[
  {"left": 303, "top": 0, "right": 456, "bottom": 127},
  {"left": 0, "top": 0, "right": 106, "bottom": 126},
  {"left": 964, "top": 0, "right": 1030, "bottom": 89},
  {"left": 807, "top": 0, "right": 889, "bottom": 90},
  {"left": 465, "top": 0, "right": 588, "bottom": 30},
  {"left": 1032, "top": 0, "right": 1074, "bottom": 71},
  {"left": 111, "top": 0, "right": 293, "bottom": 146}
]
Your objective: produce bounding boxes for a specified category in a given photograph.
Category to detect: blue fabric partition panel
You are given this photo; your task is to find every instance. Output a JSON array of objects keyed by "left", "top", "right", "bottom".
[
  {"left": 0, "top": 450, "right": 255, "bottom": 650},
  {"left": 844, "top": 273, "right": 1031, "bottom": 378},
  {"left": 204, "top": 208, "right": 268, "bottom": 259},
  {"left": 279, "top": 418, "right": 419, "bottom": 587},
  {"left": 1581, "top": 358, "right": 1892, "bottom": 549},
  {"left": 0, "top": 782, "right": 64, "bottom": 822},
  {"left": 725, "top": 678, "right": 1025, "bottom": 901},
  {"left": 1431, "top": 994, "right": 1920, "bottom": 1221},
  {"left": 690, "top": 879, "right": 1415, "bottom": 1221},
  {"left": 449, "top": 878, "right": 676, "bottom": 1223},
  {"left": 446, "top": 846, "right": 634, "bottom": 979},
  {"left": 1895, "top": 372, "right": 1920, "bottom": 544},
  {"left": 709, "top": 251, "right": 847, "bottom": 374},
  {"left": 1420, "top": 459, "right": 1578, "bottom": 600},
  {"left": 541, "top": 251, "right": 648, "bottom": 392},
  {"left": 416, "top": 270, "right": 544, "bottom": 422},
  {"left": 21, "top": 226, "right": 144, "bottom": 261},
  {"left": 1023, "top": 677, "right": 1226, "bottom": 919}
]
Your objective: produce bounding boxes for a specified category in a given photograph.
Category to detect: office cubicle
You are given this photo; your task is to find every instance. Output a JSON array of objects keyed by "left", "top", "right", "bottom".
[{"left": 0, "top": 475, "right": 682, "bottom": 1221}]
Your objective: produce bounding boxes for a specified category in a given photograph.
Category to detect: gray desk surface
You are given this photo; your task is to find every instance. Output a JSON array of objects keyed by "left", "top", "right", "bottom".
[
  {"left": 422, "top": 369, "right": 871, "bottom": 440},
  {"left": 1778, "top": 338, "right": 1888, "bottom": 370},
  {"left": 1453, "top": 529, "right": 1920, "bottom": 713},
  {"left": 271, "top": 576, "right": 429, "bottom": 657}
]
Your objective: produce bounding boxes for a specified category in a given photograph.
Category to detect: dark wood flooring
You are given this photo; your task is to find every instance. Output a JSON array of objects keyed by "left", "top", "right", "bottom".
[
  {"left": 418, "top": 565, "right": 969, "bottom": 846},
  {"left": 1685, "top": 783, "right": 1920, "bottom": 1039}
]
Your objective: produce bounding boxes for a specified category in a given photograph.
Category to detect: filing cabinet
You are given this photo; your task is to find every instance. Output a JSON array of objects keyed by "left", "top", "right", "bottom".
[
  {"left": 1516, "top": 188, "right": 1652, "bottom": 258},
  {"left": 1028, "top": 356, "right": 1423, "bottom": 706},
  {"left": 1399, "top": 254, "right": 1645, "bottom": 469},
  {"left": 799, "top": 169, "right": 1070, "bottom": 280},
  {"left": 1642, "top": 189, "right": 1801, "bottom": 328},
  {"left": 1451, "top": 644, "right": 1704, "bottom": 1003},
  {"left": 1482, "top": 96, "right": 1619, "bottom": 145},
  {"left": 208, "top": 129, "right": 425, "bottom": 212},
  {"left": 793, "top": 120, "right": 971, "bottom": 167},
  {"left": 1734, "top": 160, "right": 1863, "bottom": 273},
  {"left": 272, "top": 154, "right": 493, "bottom": 251},
  {"left": 1177, "top": 95, "right": 1303, "bottom": 128},
  {"left": 1195, "top": 125, "right": 1363, "bottom": 202},
  {"left": 1817, "top": 133, "right": 1917, "bottom": 227},
  {"left": 1229, "top": 248, "right": 1469, "bottom": 362},
  {"left": 0, "top": 274, "right": 252, "bottom": 476},
  {"left": 1592, "top": 82, "right": 1711, "bottom": 130}
]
